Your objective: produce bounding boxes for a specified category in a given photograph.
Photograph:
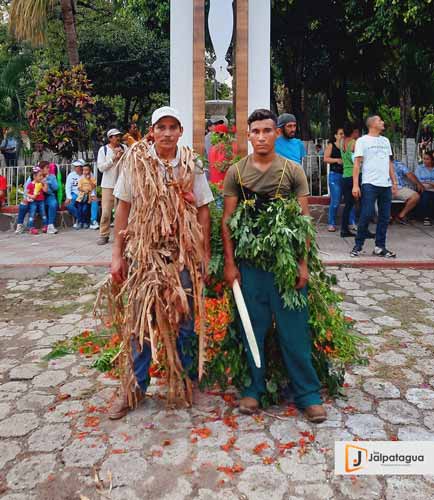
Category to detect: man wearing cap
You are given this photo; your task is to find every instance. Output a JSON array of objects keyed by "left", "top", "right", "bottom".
[
  {"left": 108, "top": 106, "right": 214, "bottom": 419},
  {"left": 275, "top": 113, "right": 306, "bottom": 166},
  {"left": 65, "top": 159, "right": 84, "bottom": 229},
  {"left": 96, "top": 129, "right": 126, "bottom": 245}
]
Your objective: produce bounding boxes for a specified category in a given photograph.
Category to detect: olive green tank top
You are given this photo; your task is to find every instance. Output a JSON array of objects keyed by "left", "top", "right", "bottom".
[{"left": 342, "top": 139, "right": 355, "bottom": 178}]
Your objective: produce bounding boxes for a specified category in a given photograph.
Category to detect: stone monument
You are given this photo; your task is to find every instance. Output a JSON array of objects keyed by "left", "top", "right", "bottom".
[{"left": 170, "top": 0, "right": 271, "bottom": 155}]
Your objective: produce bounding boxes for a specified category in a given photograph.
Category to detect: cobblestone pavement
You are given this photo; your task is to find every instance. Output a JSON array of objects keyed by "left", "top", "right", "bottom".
[{"left": 1, "top": 266, "right": 434, "bottom": 499}]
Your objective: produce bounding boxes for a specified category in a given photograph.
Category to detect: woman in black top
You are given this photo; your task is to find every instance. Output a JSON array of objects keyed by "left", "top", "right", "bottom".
[{"left": 324, "top": 127, "right": 344, "bottom": 231}]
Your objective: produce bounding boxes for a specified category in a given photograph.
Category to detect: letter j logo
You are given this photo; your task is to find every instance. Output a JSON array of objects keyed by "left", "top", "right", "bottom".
[{"left": 345, "top": 445, "right": 368, "bottom": 473}]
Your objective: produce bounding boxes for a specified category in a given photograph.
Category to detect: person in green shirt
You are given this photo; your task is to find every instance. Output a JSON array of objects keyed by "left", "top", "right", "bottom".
[
  {"left": 340, "top": 123, "right": 360, "bottom": 237},
  {"left": 222, "top": 109, "right": 327, "bottom": 423}
]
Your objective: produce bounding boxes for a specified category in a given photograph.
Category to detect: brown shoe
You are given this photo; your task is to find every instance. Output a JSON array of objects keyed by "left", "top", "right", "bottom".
[
  {"left": 239, "top": 396, "right": 259, "bottom": 415},
  {"left": 108, "top": 391, "right": 130, "bottom": 420},
  {"left": 97, "top": 236, "right": 109, "bottom": 246},
  {"left": 303, "top": 404, "right": 327, "bottom": 423},
  {"left": 108, "top": 388, "right": 144, "bottom": 420}
]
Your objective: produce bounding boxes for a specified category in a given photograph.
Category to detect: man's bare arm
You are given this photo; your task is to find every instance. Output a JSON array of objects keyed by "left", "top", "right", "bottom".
[
  {"left": 389, "top": 161, "right": 398, "bottom": 195},
  {"left": 296, "top": 195, "right": 310, "bottom": 290},
  {"left": 407, "top": 172, "right": 425, "bottom": 192},
  {"left": 111, "top": 199, "right": 131, "bottom": 284},
  {"left": 352, "top": 157, "right": 362, "bottom": 198},
  {"left": 222, "top": 196, "right": 241, "bottom": 286}
]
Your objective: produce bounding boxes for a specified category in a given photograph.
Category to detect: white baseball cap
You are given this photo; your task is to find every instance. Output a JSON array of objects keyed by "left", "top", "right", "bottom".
[
  {"left": 107, "top": 128, "right": 122, "bottom": 138},
  {"left": 151, "top": 106, "right": 183, "bottom": 127},
  {"left": 71, "top": 159, "right": 85, "bottom": 167}
]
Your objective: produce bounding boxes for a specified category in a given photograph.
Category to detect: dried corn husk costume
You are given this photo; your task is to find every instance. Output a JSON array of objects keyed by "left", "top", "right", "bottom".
[{"left": 100, "top": 140, "right": 206, "bottom": 408}]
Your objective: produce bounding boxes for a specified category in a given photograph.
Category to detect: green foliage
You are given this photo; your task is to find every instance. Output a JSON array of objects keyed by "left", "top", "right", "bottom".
[
  {"left": 26, "top": 65, "right": 95, "bottom": 159},
  {"left": 423, "top": 114, "right": 434, "bottom": 128},
  {"left": 92, "top": 347, "right": 121, "bottom": 372},
  {"left": 207, "top": 184, "right": 225, "bottom": 287},
  {"left": 229, "top": 197, "right": 316, "bottom": 309},
  {"left": 228, "top": 196, "right": 369, "bottom": 397}
]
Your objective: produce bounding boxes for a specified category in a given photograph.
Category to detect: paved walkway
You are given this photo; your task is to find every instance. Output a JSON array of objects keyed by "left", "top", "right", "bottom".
[
  {"left": 1, "top": 266, "right": 434, "bottom": 499},
  {"left": 1, "top": 221, "right": 434, "bottom": 268}
]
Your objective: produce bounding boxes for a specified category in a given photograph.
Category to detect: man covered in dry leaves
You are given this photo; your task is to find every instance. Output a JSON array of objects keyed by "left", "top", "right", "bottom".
[{"left": 108, "top": 106, "right": 213, "bottom": 419}]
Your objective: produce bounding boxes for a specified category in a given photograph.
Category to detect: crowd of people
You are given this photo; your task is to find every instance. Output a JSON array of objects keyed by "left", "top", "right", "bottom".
[
  {"left": 326, "top": 118, "right": 434, "bottom": 257},
  {"left": 3, "top": 112, "right": 434, "bottom": 258}
]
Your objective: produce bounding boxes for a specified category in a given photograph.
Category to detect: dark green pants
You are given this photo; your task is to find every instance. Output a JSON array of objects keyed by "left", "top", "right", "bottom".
[{"left": 238, "top": 262, "right": 322, "bottom": 409}]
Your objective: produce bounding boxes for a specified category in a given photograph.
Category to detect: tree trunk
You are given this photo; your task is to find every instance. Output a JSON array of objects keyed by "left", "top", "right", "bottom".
[
  {"left": 329, "top": 78, "right": 347, "bottom": 134},
  {"left": 60, "top": 0, "right": 79, "bottom": 67},
  {"left": 124, "top": 96, "right": 132, "bottom": 127}
]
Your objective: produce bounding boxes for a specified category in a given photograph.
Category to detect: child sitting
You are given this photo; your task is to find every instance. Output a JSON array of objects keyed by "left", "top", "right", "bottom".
[
  {"left": 76, "top": 164, "right": 96, "bottom": 229},
  {"left": 27, "top": 166, "right": 48, "bottom": 234}
]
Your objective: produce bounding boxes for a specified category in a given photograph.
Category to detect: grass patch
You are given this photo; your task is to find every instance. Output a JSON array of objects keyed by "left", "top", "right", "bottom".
[{"left": 46, "top": 303, "right": 79, "bottom": 316}]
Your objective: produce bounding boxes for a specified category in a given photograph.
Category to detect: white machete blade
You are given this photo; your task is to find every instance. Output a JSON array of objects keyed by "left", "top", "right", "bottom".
[{"left": 232, "top": 279, "right": 261, "bottom": 368}]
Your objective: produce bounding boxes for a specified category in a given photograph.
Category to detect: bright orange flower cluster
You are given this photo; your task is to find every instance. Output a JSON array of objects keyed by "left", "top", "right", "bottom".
[{"left": 197, "top": 291, "right": 233, "bottom": 361}]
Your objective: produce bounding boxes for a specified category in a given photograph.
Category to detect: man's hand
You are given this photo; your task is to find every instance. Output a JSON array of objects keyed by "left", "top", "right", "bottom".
[
  {"left": 392, "top": 184, "right": 398, "bottom": 196},
  {"left": 111, "top": 253, "right": 128, "bottom": 284},
  {"left": 65, "top": 198, "right": 71, "bottom": 206},
  {"left": 224, "top": 262, "right": 241, "bottom": 287},
  {"left": 416, "top": 183, "right": 425, "bottom": 193},
  {"left": 295, "top": 260, "right": 309, "bottom": 290},
  {"left": 352, "top": 185, "right": 361, "bottom": 199},
  {"left": 114, "top": 147, "right": 123, "bottom": 161}
]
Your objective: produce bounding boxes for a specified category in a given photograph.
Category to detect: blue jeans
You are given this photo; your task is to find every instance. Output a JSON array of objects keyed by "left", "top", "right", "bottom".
[
  {"left": 28, "top": 200, "right": 47, "bottom": 228},
  {"left": 45, "top": 195, "right": 58, "bottom": 225},
  {"left": 77, "top": 202, "right": 90, "bottom": 224},
  {"left": 90, "top": 200, "right": 99, "bottom": 223},
  {"left": 416, "top": 191, "right": 434, "bottom": 219},
  {"left": 132, "top": 269, "right": 196, "bottom": 392},
  {"left": 67, "top": 193, "right": 99, "bottom": 223},
  {"left": 17, "top": 203, "right": 29, "bottom": 225},
  {"left": 66, "top": 193, "right": 78, "bottom": 220},
  {"left": 355, "top": 184, "right": 392, "bottom": 250},
  {"left": 328, "top": 171, "right": 355, "bottom": 226}
]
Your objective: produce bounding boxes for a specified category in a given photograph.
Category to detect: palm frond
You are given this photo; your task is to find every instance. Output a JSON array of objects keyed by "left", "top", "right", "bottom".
[{"left": 9, "top": 0, "right": 57, "bottom": 45}]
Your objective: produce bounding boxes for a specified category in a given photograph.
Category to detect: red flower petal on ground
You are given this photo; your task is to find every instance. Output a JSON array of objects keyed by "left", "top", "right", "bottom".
[
  {"left": 111, "top": 449, "right": 127, "bottom": 454},
  {"left": 217, "top": 464, "right": 244, "bottom": 478},
  {"left": 191, "top": 427, "right": 212, "bottom": 439},
  {"left": 220, "top": 436, "right": 237, "bottom": 452},
  {"left": 84, "top": 416, "right": 100, "bottom": 428},
  {"left": 223, "top": 415, "right": 238, "bottom": 429},
  {"left": 253, "top": 442, "right": 270, "bottom": 455},
  {"left": 278, "top": 441, "right": 297, "bottom": 454}
]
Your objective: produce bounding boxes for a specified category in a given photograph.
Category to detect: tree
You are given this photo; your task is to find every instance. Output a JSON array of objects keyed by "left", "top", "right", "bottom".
[
  {"left": 0, "top": 25, "right": 34, "bottom": 128},
  {"left": 9, "top": 0, "right": 79, "bottom": 66},
  {"left": 27, "top": 66, "right": 95, "bottom": 158},
  {"left": 78, "top": 16, "right": 169, "bottom": 125}
]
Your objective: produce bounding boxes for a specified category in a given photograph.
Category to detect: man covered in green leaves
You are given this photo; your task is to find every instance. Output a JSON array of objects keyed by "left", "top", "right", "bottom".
[{"left": 221, "top": 109, "right": 327, "bottom": 423}]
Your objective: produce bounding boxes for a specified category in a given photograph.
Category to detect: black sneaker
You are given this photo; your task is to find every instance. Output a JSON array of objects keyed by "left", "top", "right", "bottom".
[
  {"left": 340, "top": 230, "right": 356, "bottom": 238},
  {"left": 373, "top": 246, "right": 396, "bottom": 258},
  {"left": 423, "top": 218, "right": 432, "bottom": 226},
  {"left": 350, "top": 246, "right": 362, "bottom": 257}
]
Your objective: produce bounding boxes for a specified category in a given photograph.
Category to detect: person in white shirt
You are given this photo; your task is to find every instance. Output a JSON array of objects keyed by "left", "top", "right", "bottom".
[
  {"left": 351, "top": 115, "right": 398, "bottom": 258},
  {"left": 96, "top": 128, "right": 126, "bottom": 245},
  {"left": 108, "top": 106, "right": 213, "bottom": 420},
  {"left": 65, "top": 159, "right": 84, "bottom": 229}
]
